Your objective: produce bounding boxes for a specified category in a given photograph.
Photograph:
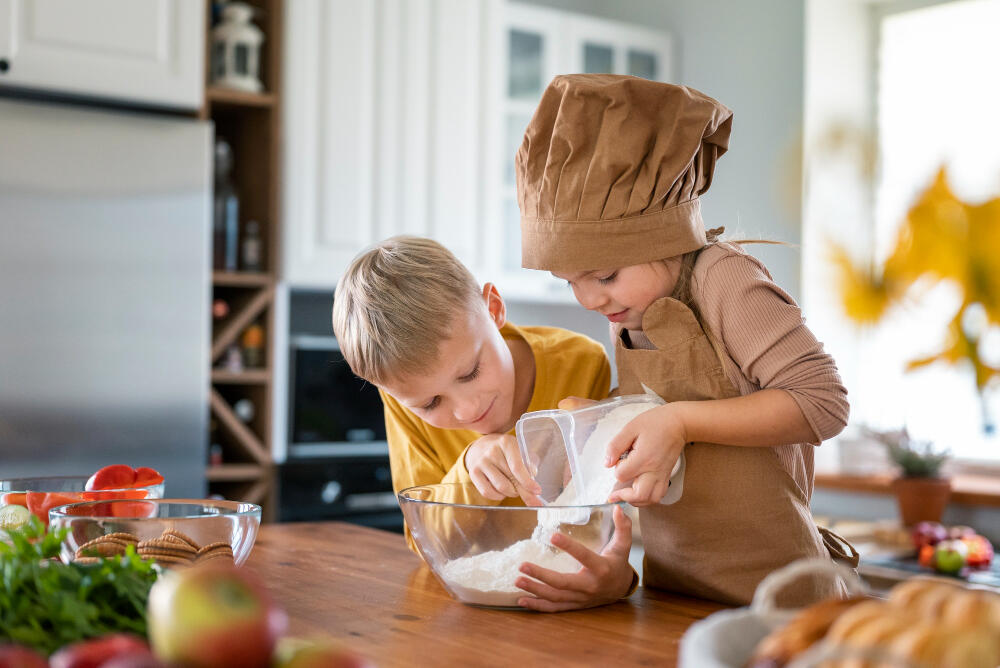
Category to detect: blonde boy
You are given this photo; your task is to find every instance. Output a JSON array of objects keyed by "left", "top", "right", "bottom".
[{"left": 331, "top": 236, "right": 611, "bottom": 551}]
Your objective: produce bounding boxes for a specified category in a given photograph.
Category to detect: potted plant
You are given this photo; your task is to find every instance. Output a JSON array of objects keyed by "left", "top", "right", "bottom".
[{"left": 865, "top": 427, "right": 951, "bottom": 526}]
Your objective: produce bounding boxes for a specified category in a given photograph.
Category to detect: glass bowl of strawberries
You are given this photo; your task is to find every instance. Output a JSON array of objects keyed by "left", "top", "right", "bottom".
[{"left": 0, "top": 465, "right": 165, "bottom": 533}]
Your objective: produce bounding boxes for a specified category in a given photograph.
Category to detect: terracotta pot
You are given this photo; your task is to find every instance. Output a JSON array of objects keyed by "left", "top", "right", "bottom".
[{"left": 891, "top": 476, "right": 951, "bottom": 526}]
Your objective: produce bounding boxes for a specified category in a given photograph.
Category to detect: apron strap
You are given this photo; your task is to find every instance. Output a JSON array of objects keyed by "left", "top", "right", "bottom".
[{"left": 817, "top": 526, "right": 861, "bottom": 569}]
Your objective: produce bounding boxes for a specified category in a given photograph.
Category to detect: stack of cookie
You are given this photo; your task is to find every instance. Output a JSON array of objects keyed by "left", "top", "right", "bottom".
[
  {"left": 73, "top": 532, "right": 139, "bottom": 565},
  {"left": 72, "top": 528, "right": 235, "bottom": 569},
  {"left": 137, "top": 530, "right": 200, "bottom": 567},
  {"left": 197, "top": 541, "right": 235, "bottom": 564}
]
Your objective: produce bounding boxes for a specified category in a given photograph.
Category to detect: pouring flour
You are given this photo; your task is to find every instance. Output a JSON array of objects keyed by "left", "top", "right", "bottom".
[{"left": 438, "top": 395, "right": 685, "bottom": 607}]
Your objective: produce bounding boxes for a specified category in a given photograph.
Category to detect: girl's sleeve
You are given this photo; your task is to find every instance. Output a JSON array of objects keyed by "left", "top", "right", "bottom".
[{"left": 696, "top": 250, "right": 850, "bottom": 444}]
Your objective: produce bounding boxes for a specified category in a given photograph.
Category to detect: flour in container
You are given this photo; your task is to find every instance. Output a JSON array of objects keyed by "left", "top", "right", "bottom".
[{"left": 438, "top": 401, "right": 659, "bottom": 606}]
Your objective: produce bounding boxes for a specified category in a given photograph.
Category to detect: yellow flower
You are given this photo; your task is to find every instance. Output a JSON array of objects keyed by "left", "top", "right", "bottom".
[{"left": 835, "top": 168, "right": 1000, "bottom": 393}]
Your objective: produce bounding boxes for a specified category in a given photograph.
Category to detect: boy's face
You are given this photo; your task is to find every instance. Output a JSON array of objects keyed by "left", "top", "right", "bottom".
[
  {"left": 380, "top": 285, "right": 520, "bottom": 434},
  {"left": 553, "top": 260, "right": 681, "bottom": 331}
]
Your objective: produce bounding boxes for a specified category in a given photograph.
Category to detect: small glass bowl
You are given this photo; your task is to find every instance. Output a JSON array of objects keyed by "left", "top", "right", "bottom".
[
  {"left": 398, "top": 483, "right": 617, "bottom": 608},
  {"left": 0, "top": 475, "right": 166, "bottom": 528},
  {"left": 49, "top": 499, "right": 261, "bottom": 567}
]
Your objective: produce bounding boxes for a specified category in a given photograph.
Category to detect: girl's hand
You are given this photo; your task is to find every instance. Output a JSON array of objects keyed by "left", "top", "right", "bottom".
[
  {"left": 465, "top": 433, "right": 543, "bottom": 505},
  {"left": 606, "top": 403, "right": 687, "bottom": 506},
  {"left": 514, "top": 505, "right": 635, "bottom": 612}
]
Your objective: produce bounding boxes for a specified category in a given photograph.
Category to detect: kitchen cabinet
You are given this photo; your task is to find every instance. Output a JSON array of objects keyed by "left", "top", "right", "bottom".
[
  {"left": 283, "top": 0, "right": 483, "bottom": 288},
  {"left": 483, "top": 2, "right": 673, "bottom": 300},
  {"left": 0, "top": 0, "right": 203, "bottom": 109},
  {"left": 282, "top": 0, "right": 671, "bottom": 300}
]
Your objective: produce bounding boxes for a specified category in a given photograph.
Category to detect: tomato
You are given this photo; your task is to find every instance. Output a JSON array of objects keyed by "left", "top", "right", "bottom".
[
  {"left": 25, "top": 492, "right": 81, "bottom": 527},
  {"left": 85, "top": 465, "right": 137, "bottom": 491},
  {"left": 133, "top": 467, "right": 164, "bottom": 487},
  {"left": 0, "top": 492, "right": 27, "bottom": 506},
  {"left": 80, "top": 489, "right": 148, "bottom": 501}
]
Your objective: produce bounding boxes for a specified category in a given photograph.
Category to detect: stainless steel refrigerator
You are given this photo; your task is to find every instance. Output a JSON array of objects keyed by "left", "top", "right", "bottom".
[{"left": 0, "top": 97, "right": 211, "bottom": 498}]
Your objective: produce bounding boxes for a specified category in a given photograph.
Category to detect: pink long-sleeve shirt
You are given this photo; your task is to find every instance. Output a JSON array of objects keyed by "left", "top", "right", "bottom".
[{"left": 615, "top": 242, "right": 849, "bottom": 499}]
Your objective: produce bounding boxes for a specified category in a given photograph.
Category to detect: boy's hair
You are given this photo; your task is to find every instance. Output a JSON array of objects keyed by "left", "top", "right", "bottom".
[{"left": 332, "top": 236, "right": 482, "bottom": 385}]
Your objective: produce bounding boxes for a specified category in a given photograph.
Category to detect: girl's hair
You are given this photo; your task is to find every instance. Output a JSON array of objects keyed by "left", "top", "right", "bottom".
[{"left": 670, "top": 228, "right": 787, "bottom": 320}]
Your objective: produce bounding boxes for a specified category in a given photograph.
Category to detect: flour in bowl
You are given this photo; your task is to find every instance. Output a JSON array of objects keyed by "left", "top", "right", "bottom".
[{"left": 438, "top": 401, "right": 659, "bottom": 607}]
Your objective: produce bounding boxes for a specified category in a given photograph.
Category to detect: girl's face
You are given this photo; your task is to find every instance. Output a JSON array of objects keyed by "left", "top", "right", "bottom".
[
  {"left": 379, "top": 285, "right": 519, "bottom": 435},
  {"left": 553, "top": 260, "right": 682, "bottom": 331}
]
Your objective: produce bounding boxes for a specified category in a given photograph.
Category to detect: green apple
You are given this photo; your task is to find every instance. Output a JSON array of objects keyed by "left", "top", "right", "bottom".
[
  {"left": 932, "top": 539, "right": 968, "bottom": 575},
  {"left": 147, "top": 563, "right": 287, "bottom": 668}
]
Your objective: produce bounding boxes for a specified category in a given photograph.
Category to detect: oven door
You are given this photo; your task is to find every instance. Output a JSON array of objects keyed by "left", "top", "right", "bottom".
[
  {"left": 288, "top": 335, "right": 388, "bottom": 458},
  {"left": 276, "top": 457, "right": 403, "bottom": 532}
]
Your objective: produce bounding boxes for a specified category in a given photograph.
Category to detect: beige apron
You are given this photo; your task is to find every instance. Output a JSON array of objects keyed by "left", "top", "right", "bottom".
[{"left": 616, "top": 297, "right": 855, "bottom": 607}]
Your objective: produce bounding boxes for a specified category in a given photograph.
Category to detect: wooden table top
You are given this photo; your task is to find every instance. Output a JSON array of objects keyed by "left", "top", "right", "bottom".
[{"left": 245, "top": 522, "right": 727, "bottom": 667}]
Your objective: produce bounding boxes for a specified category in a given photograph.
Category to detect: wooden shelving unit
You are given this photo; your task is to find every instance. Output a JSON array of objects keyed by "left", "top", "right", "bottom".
[{"left": 199, "top": 0, "right": 282, "bottom": 518}]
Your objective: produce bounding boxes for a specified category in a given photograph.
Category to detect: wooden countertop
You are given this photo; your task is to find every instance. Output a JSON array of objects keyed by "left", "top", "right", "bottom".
[{"left": 245, "top": 522, "right": 726, "bottom": 667}]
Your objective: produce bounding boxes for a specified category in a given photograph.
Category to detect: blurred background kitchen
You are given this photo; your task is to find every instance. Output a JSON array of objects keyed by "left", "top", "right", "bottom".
[{"left": 2, "top": 0, "right": 998, "bottom": 582}]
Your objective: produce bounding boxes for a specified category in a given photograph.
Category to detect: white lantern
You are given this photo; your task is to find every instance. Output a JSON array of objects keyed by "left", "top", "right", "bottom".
[{"left": 211, "top": 2, "right": 265, "bottom": 93}]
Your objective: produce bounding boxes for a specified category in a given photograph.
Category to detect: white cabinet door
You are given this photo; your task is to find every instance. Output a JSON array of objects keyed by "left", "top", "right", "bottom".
[
  {"left": 0, "top": 0, "right": 203, "bottom": 109},
  {"left": 483, "top": 1, "right": 673, "bottom": 302},
  {"left": 282, "top": 0, "right": 486, "bottom": 288}
]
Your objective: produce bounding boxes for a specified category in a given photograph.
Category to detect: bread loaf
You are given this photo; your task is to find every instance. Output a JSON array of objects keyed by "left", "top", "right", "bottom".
[{"left": 747, "top": 578, "right": 1000, "bottom": 668}]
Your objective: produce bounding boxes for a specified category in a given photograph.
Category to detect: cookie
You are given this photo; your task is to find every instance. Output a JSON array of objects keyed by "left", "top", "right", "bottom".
[
  {"left": 76, "top": 535, "right": 133, "bottom": 558},
  {"left": 101, "top": 532, "right": 139, "bottom": 544},
  {"left": 138, "top": 538, "right": 198, "bottom": 556},
  {"left": 140, "top": 554, "right": 192, "bottom": 568},
  {"left": 161, "top": 529, "right": 200, "bottom": 550}
]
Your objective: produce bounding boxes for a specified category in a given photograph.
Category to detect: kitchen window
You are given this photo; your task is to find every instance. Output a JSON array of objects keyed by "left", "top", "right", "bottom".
[{"left": 805, "top": 0, "right": 1000, "bottom": 466}]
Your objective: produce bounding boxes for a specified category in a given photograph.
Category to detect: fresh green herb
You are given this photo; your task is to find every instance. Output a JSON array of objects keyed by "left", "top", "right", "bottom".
[{"left": 0, "top": 515, "right": 159, "bottom": 655}]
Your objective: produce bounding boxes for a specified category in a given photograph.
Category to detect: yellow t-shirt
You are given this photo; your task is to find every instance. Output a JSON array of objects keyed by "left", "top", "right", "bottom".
[{"left": 380, "top": 322, "right": 611, "bottom": 551}]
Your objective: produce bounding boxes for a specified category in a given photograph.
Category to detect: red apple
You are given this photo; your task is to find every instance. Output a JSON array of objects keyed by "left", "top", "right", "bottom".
[
  {"left": 932, "top": 539, "right": 969, "bottom": 575},
  {"left": 148, "top": 563, "right": 287, "bottom": 668},
  {"left": 273, "top": 638, "right": 375, "bottom": 668},
  {"left": 86, "top": 465, "right": 136, "bottom": 491},
  {"left": 99, "top": 653, "right": 168, "bottom": 668},
  {"left": 0, "top": 644, "right": 47, "bottom": 668},
  {"left": 910, "top": 521, "right": 947, "bottom": 549},
  {"left": 947, "top": 524, "right": 976, "bottom": 540},
  {"left": 49, "top": 634, "right": 150, "bottom": 668},
  {"left": 960, "top": 534, "right": 994, "bottom": 569}
]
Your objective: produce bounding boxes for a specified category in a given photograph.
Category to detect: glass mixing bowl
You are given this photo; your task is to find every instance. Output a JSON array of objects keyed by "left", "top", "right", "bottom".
[
  {"left": 398, "top": 482, "right": 618, "bottom": 608},
  {"left": 49, "top": 499, "right": 261, "bottom": 567}
]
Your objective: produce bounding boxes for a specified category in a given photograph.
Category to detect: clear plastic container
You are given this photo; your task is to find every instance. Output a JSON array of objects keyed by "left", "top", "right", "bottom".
[{"left": 515, "top": 394, "right": 664, "bottom": 506}]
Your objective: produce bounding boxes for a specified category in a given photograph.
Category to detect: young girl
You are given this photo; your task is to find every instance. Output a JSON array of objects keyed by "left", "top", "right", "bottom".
[{"left": 511, "top": 74, "right": 856, "bottom": 612}]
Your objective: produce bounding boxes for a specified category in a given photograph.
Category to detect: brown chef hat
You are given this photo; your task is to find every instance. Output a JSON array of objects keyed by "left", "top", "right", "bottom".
[{"left": 516, "top": 74, "right": 733, "bottom": 272}]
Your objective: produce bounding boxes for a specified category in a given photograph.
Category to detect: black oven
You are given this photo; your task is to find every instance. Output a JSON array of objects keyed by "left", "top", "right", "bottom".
[
  {"left": 287, "top": 335, "right": 387, "bottom": 457},
  {"left": 281, "top": 335, "right": 402, "bottom": 532}
]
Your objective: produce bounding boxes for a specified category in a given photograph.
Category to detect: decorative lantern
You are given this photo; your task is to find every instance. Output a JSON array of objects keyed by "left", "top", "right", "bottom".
[{"left": 211, "top": 2, "right": 265, "bottom": 93}]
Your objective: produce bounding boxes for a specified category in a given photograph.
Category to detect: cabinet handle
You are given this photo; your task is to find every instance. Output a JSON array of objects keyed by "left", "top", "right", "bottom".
[{"left": 0, "top": 59, "right": 9, "bottom": 73}]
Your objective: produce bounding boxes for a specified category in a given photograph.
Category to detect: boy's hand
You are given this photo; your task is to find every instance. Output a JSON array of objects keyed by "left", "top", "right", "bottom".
[
  {"left": 465, "top": 433, "right": 543, "bottom": 505},
  {"left": 557, "top": 396, "right": 598, "bottom": 411},
  {"left": 606, "top": 403, "right": 687, "bottom": 507},
  {"left": 514, "top": 505, "right": 635, "bottom": 612}
]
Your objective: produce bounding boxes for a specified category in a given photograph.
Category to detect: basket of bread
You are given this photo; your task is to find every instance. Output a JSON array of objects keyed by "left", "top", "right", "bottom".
[{"left": 680, "top": 558, "right": 1000, "bottom": 667}]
